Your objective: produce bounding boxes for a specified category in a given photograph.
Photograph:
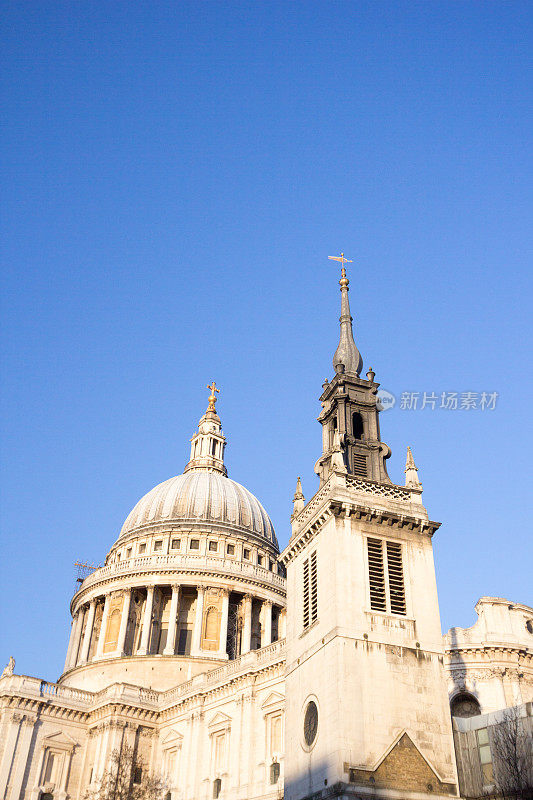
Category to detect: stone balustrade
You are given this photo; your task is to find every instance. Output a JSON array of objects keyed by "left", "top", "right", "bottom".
[
  {"left": 0, "top": 638, "right": 287, "bottom": 712},
  {"left": 75, "top": 553, "right": 286, "bottom": 595}
]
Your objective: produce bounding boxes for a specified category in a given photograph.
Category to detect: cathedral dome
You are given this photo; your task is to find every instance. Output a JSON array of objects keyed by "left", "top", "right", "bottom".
[{"left": 119, "top": 470, "right": 278, "bottom": 547}]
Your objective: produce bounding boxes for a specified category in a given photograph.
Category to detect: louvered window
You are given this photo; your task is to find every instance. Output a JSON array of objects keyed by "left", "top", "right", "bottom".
[
  {"left": 367, "top": 538, "right": 386, "bottom": 611},
  {"left": 367, "top": 538, "right": 406, "bottom": 615},
  {"left": 386, "top": 541, "right": 406, "bottom": 614},
  {"left": 303, "top": 550, "right": 318, "bottom": 629},
  {"left": 353, "top": 453, "right": 368, "bottom": 477}
]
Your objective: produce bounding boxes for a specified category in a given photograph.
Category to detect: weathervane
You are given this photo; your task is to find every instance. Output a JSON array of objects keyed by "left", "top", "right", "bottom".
[
  {"left": 206, "top": 381, "right": 220, "bottom": 413},
  {"left": 328, "top": 252, "right": 353, "bottom": 280}
]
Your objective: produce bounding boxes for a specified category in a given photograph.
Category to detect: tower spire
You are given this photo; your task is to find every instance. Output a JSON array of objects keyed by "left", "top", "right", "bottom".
[{"left": 328, "top": 253, "right": 363, "bottom": 376}]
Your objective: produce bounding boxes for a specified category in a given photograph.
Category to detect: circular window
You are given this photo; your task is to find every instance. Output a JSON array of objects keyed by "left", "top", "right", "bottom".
[
  {"left": 526, "top": 620, "right": 533, "bottom": 634},
  {"left": 303, "top": 700, "right": 318, "bottom": 747}
]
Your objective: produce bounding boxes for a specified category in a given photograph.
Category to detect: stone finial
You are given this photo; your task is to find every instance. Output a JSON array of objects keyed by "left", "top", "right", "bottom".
[
  {"left": 405, "top": 446, "right": 422, "bottom": 489},
  {"left": 292, "top": 477, "right": 305, "bottom": 517},
  {"left": 366, "top": 367, "right": 375, "bottom": 382}
]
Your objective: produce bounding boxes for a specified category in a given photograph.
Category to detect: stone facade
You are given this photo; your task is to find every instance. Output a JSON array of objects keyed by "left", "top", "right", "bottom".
[
  {"left": 445, "top": 597, "right": 533, "bottom": 716},
  {"left": 1, "top": 265, "right": 531, "bottom": 800}
]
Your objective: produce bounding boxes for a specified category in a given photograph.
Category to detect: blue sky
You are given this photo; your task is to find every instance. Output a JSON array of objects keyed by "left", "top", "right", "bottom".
[{"left": 1, "top": 2, "right": 532, "bottom": 680}]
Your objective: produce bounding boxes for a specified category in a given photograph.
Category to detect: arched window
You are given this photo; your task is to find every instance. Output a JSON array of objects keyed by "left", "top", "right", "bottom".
[
  {"left": 213, "top": 778, "right": 222, "bottom": 798},
  {"left": 270, "top": 761, "right": 280, "bottom": 784},
  {"left": 211, "top": 439, "right": 217, "bottom": 456},
  {"left": 450, "top": 692, "right": 481, "bottom": 718},
  {"left": 352, "top": 412, "right": 364, "bottom": 440}
]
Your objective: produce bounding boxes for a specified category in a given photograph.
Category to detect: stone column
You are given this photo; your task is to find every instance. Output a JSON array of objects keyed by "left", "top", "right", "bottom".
[
  {"left": 8, "top": 715, "right": 36, "bottom": 800},
  {"left": 66, "top": 609, "right": 85, "bottom": 670},
  {"left": 191, "top": 586, "right": 205, "bottom": 656},
  {"left": 217, "top": 589, "right": 230, "bottom": 659},
  {"left": 163, "top": 585, "right": 181, "bottom": 656},
  {"left": 278, "top": 608, "right": 287, "bottom": 639},
  {"left": 79, "top": 600, "right": 97, "bottom": 664},
  {"left": 95, "top": 594, "right": 111, "bottom": 658},
  {"left": 64, "top": 614, "right": 77, "bottom": 672},
  {"left": 261, "top": 600, "right": 272, "bottom": 647},
  {"left": 30, "top": 745, "right": 47, "bottom": 800},
  {"left": 0, "top": 712, "right": 22, "bottom": 796},
  {"left": 241, "top": 595, "right": 252, "bottom": 655},
  {"left": 57, "top": 748, "right": 74, "bottom": 800},
  {"left": 117, "top": 589, "right": 132, "bottom": 656},
  {"left": 95, "top": 724, "right": 110, "bottom": 781},
  {"left": 138, "top": 586, "right": 155, "bottom": 656}
]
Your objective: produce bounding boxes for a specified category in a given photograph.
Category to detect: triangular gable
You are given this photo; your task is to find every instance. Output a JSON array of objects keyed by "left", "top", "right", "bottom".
[
  {"left": 42, "top": 731, "right": 78, "bottom": 750},
  {"left": 161, "top": 729, "right": 183, "bottom": 746},
  {"left": 207, "top": 711, "right": 231, "bottom": 730},
  {"left": 347, "top": 732, "right": 456, "bottom": 795},
  {"left": 261, "top": 691, "right": 284, "bottom": 711}
]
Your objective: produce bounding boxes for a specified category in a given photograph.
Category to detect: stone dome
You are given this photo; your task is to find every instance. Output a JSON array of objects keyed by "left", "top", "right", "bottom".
[{"left": 119, "top": 471, "right": 278, "bottom": 548}]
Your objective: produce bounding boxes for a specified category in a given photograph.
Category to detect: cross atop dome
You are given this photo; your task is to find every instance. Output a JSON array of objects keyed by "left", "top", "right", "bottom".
[{"left": 206, "top": 381, "right": 220, "bottom": 413}]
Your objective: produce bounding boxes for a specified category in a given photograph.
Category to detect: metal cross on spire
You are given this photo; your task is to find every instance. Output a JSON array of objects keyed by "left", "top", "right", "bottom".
[
  {"left": 206, "top": 381, "right": 220, "bottom": 413},
  {"left": 328, "top": 252, "right": 353, "bottom": 278}
]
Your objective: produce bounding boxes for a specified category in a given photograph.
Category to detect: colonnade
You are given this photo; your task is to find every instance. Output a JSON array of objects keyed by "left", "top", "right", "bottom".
[{"left": 64, "top": 584, "right": 286, "bottom": 672}]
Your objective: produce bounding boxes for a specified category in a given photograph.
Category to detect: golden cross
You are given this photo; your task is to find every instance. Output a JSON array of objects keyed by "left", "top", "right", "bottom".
[
  {"left": 328, "top": 252, "right": 353, "bottom": 278},
  {"left": 206, "top": 381, "right": 220, "bottom": 412}
]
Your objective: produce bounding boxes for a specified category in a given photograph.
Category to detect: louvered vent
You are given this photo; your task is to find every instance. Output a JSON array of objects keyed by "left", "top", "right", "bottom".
[
  {"left": 303, "top": 550, "right": 318, "bottom": 629},
  {"left": 310, "top": 551, "right": 318, "bottom": 624},
  {"left": 353, "top": 453, "right": 368, "bottom": 477},
  {"left": 386, "top": 541, "right": 406, "bottom": 615},
  {"left": 367, "top": 537, "right": 386, "bottom": 611},
  {"left": 303, "top": 558, "right": 310, "bottom": 629}
]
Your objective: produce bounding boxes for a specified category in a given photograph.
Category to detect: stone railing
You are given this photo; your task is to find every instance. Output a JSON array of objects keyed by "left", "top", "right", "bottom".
[
  {"left": 293, "top": 475, "right": 421, "bottom": 533},
  {"left": 292, "top": 478, "right": 333, "bottom": 526},
  {"left": 0, "top": 641, "right": 287, "bottom": 713},
  {"left": 161, "top": 638, "right": 286, "bottom": 705},
  {"left": 76, "top": 553, "right": 286, "bottom": 595},
  {"left": 92, "top": 682, "right": 160, "bottom": 708},
  {"left": 345, "top": 475, "right": 413, "bottom": 502},
  {"left": 0, "top": 674, "right": 95, "bottom": 706}
]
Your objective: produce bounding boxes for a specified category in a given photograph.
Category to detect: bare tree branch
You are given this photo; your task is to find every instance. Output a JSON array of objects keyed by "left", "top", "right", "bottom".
[
  {"left": 84, "top": 744, "right": 167, "bottom": 800},
  {"left": 491, "top": 707, "right": 533, "bottom": 800}
]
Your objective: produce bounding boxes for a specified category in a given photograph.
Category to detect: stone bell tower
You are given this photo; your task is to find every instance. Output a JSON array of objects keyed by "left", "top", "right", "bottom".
[
  {"left": 281, "top": 257, "right": 459, "bottom": 800},
  {"left": 314, "top": 262, "right": 391, "bottom": 485}
]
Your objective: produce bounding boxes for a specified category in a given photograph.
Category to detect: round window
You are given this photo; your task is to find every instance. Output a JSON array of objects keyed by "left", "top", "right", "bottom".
[
  {"left": 303, "top": 700, "right": 318, "bottom": 747},
  {"left": 526, "top": 620, "right": 533, "bottom": 634}
]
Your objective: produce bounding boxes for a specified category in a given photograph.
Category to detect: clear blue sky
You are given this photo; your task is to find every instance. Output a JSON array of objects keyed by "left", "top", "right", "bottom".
[{"left": 1, "top": 2, "right": 532, "bottom": 680}]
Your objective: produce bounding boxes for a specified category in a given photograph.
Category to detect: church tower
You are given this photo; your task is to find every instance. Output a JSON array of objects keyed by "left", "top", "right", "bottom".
[{"left": 281, "top": 259, "right": 459, "bottom": 800}]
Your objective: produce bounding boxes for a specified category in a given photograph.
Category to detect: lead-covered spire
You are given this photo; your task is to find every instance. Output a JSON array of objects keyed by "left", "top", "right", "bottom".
[
  {"left": 184, "top": 382, "right": 227, "bottom": 475},
  {"left": 329, "top": 254, "right": 363, "bottom": 376}
]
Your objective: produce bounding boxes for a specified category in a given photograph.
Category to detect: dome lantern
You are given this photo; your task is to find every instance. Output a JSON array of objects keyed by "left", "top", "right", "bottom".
[{"left": 184, "top": 381, "right": 227, "bottom": 476}]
